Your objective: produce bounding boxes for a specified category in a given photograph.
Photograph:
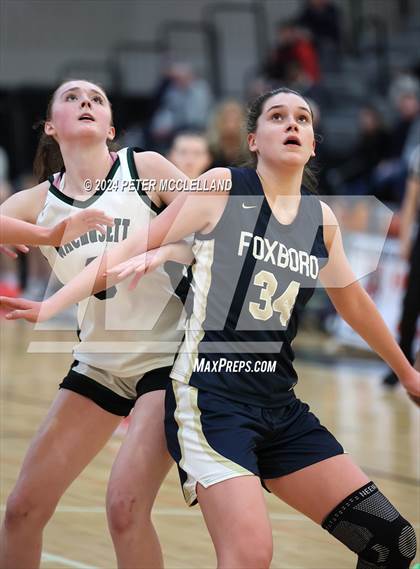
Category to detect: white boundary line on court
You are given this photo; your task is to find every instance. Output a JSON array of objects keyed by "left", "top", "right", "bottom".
[{"left": 41, "top": 552, "right": 98, "bottom": 569}]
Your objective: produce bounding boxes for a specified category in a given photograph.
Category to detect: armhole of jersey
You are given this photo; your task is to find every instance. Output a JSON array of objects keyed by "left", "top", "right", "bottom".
[
  {"left": 195, "top": 167, "right": 233, "bottom": 241},
  {"left": 35, "top": 178, "right": 54, "bottom": 225},
  {"left": 127, "top": 147, "right": 164, "bottom": 215},
  {"left": 318, "top": 199, "right": 330, "bottom": 262}
]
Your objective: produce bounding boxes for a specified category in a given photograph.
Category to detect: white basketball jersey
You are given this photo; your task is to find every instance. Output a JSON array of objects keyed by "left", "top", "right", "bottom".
[{"left": 37, "top": 147, "right": 185, "bottom": 377}]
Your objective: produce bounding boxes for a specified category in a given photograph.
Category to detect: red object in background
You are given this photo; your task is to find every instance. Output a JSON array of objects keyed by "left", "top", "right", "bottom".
[
  {"left": 388, "top": 212, "right": 401, "bottom": 237},
  {"left": 294, "top": 38, "right": 321, "bottom": 82},
  {"left": 0, "top": 284, "right": 22, "bottom": 318}
]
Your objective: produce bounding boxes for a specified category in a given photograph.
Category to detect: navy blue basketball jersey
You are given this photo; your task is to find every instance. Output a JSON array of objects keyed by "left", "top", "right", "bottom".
[{"left": 171, "top": 167, "right": 329, "bottom": 407}]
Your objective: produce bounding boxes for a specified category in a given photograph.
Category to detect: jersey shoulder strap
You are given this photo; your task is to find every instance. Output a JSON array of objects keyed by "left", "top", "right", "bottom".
[
  {"left": 118, "top": 147, "right": 163, "bottom": 215},
  {"left": 227, "top": 167, "right": 261, "bottom": 197}
]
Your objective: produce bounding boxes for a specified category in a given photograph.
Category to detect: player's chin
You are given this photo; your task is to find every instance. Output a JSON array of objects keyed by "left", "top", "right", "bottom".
[
  {"left": 71, "top": 125, "right": 105, "bottom": 141},
  {"left": 278, "top": 152, "right": 308, "bottom": 167}
]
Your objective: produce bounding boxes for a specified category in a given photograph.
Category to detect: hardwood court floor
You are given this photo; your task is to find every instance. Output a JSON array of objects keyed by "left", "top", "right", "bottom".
[{"left": 1, "top": 320, "right": 419, "bottom": 568}]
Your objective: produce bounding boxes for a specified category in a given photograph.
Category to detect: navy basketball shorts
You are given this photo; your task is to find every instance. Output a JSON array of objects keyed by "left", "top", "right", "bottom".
[
  {"left": 59, "top": 361, "right": 172, "bottom": 417},
  {"left": 165, "top": 380, "right": 344, "bottom": 506}
]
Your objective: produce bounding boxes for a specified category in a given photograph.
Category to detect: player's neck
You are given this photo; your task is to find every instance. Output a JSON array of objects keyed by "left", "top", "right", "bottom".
[
  {"left": 256, "top": 162, "right": 303, "bottom": 199},
  {"left": 59, "top": 143, "right": 113, "bottom": 197}
]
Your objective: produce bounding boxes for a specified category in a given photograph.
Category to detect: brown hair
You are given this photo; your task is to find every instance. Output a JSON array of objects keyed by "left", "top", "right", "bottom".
[
  {"left": 33, "top": 80, "right": 119, "bottom": 183},
  {"left": 244, "top": 87, "right": 318, "bottom": 192}
]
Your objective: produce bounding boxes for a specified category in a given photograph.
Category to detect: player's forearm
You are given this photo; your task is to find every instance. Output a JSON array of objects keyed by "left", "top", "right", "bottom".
[
  {"left": 330, "top": 283, "right": 412, "bottom": 381},
  {"left": 0, "top": 215, "right": 51, "bottom": 245},
  {"left": 166, "top": 241, "right": 194, "bottom": 265}
]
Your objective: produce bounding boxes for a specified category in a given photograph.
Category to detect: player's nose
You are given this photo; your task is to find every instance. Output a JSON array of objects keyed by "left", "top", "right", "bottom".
[
  {"left": 80, "top": 97, "right": 92, "bottom": 109},
  {"left": 285, "top": 120, "right": 299, "bottom": 132}
]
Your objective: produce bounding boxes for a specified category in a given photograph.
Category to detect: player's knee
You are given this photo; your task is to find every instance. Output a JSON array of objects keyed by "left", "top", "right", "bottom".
[
  {"left": 107, "top": 493, "right": 151, "bottom": 535},
  {"left": 322, "top": 482, "right": 417, "bottom": 568},
  {"left": 355, "top": 516, "right": 417, "bottom": 568},
  {"left": 221, "top": 532, "right": 273, "bottom": 568},
  {"left": 4, "top": 489, "right": 55, "bottom": 530}
]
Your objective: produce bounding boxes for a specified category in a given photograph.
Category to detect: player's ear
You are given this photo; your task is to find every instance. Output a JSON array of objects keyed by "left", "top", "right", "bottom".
[
  {"left": 248, "top": 133, "right": 257, "bottom": 152},
  {"left": 44, "top": 121, "right": 56, "bottom": 137},
  {"left": 311, "top": 138, "right": 316, "bottom": 157},
  {"left": 107, "top": 126, "right": 116, "bottom": 141}
]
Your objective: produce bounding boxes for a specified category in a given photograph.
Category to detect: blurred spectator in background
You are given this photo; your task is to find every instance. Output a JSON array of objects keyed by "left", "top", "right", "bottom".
[
  {"left": 412, "top": 59, "right": 420, "bottom": 84},
  {"left": 306, "top": 98, "right": 336, "bottom": 195},
  {"left": 389, "top": 75, "right": 420, "bottom": 162},
  {"left": 331, "top": 105, "right": 391, "bottom": 196},
  {"left": 383, "top": 144, "right": 420, "bottom": 386},
  {"left": 207, "top": 100, "right": 246, "bottom": 167},
  {"left": 0, "top": 147, "right": 19, "bottom": 299},
  {"left": 167, "top": 130, "right": 212, "bottom": 178},
  {"left": 149, "top": 62, "right": 213, "bottom": 152},
  {"left": 0, "top": 146, "right": 12, "bottom": 204},
  {"left": 372, "top": 75, "right": 420, "bottom": 204},
  {"left": 296, "top": 0, "right": 342, "bottom": 69},
  {"left": 262, "top": 21, "right": 321, "bottom": 87}
]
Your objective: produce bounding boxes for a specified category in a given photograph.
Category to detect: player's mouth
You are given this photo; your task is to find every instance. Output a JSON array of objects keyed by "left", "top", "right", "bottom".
[
  {"left": 283, "top": 135, "right": 301, "bottom": 146},
  {"left": 78, "top": 113, "right": 95, "bottom": 122}
]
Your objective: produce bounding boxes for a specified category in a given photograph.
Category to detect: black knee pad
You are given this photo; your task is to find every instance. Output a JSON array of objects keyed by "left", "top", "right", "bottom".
[{"left": 322, "top": 482, "right": 416, "bottom": 568}]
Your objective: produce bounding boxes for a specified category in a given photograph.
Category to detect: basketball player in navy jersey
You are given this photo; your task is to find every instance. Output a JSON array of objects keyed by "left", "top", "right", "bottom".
[
  {"left": 4, "top": 88, "right": 419, "bottom": 568},
  {"left": 0, "top": 79, "right": 192, "bottom": 569}
]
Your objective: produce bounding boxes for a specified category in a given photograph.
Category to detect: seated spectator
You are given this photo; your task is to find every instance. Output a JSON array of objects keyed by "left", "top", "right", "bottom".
[
  {"left": 372, "top": 76, "right": 420, "bottom": 204},
  {"left": 306, "top": 98, "right": 336, "bottom": 195},
  {"left": 167, "top": 131, "right": 212, "bottom": 178},
  {"left": 150, "top": 62, "right": 213, "bottom": 152},
  {"left": 0, "top": 152, "right": 21, "bottom": 298},
  {"left": 262, "top": 21, "right": 321, "bottom": 86},
  {"left": 296, "top": 0, "right": 341, "bottom": 49},
  {"left": 0, "top": 146, "right": 12, "bottom": 204},
  {"left": 335, "top": 105, "right": 391, "bottom": 196},
  {"left": 389, "top": 75, "right": 420, "bottom": 162},
  {"left": 207, "top": 100, "right": 246, "bottom": 167}
]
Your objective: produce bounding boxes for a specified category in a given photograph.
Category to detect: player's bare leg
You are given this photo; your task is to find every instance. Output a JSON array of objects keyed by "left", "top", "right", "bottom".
[
  {"left": 197, "top": 476, "right": 273, "bottom": 569},
  {"left": 106, "top": 390, "right": 172, "bottom": 569},
  {"left": 0, "top": 390, "right": 120, "bottom": 569}
]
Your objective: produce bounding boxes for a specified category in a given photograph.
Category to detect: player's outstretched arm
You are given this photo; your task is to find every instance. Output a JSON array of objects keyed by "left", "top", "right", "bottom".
[
  {"left": 1, "top": 169, "right": 230, "bottom": 322},
  {"left": 0, "top": 240, "right": 193, "bottom": 319},
  {"left": 0, "top": 211, "right": 114, "bottom": 247},
  {"left": 319, "top": 203, "right": 420, "bottom": 400}
]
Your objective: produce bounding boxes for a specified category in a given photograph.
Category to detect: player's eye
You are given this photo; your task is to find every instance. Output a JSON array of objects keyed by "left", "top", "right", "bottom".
[
  {"left": 271, "top": 113, "right": 284, "bottom": 121},
  {"left": 65, "top": 93, "right": 77, "bottom": 101},
  {"left": 92, "top": 95, "right": 104, "bottom": 104},
  {"left": 298, "top": 115, "right": 309, "bottom": 123}
]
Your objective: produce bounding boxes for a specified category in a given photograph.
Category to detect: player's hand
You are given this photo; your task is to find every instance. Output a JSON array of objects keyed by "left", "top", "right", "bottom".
[
  {"left": 407, "top": 353, "right": 420, "bottom": 406},
  {"left": 0, "top": 296, "right": 49, "bottom": 323},
  {"left": 400, "top": 366, "right": 420, "bottom": 406},
  {"left": 52, "top": 209, "right": 114, "bottom": 245},
  {"left": 0, "top": 244, "right": 30, "bottom": 259},
  {"left": 106, "top": 247, "right": 170, "bottom": 290}
]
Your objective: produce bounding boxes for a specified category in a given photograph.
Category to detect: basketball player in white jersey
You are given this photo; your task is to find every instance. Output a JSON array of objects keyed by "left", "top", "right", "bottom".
[
  {"left": 9, "top": 88, "right": 419, "bottom": 568},
  {"left": 0, "top": 79, "right": 192, "bottom": 569}
]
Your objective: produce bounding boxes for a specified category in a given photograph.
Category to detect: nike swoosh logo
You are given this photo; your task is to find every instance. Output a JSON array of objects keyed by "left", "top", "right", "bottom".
[{"left": 242, "top": 203, "right": 257, "bottom": 209}]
